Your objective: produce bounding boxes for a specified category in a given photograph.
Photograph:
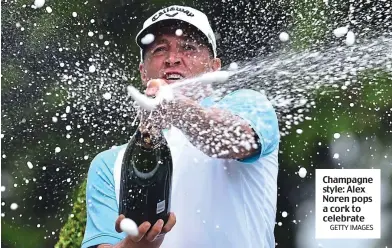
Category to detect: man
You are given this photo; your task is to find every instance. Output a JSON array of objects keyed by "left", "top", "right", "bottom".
[{"left": 82, "top": 5, "right": 280, "bottom": 248}]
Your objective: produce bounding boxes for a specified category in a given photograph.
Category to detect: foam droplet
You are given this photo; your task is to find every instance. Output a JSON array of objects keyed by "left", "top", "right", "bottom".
[
  {"left": 333, "top": 26, "right": 348, "bottom": 38},
  {"left": 27, "top": 161, "right": 34, "bottom": 169},
  {"left": 10, "top": 203, "right": 18, "bottom": 210},
  {"left": 345, "top": 31, "right": 356, "bottom": 46},
  {"left": 175, "top": 29, "right": 183, "bottom": 36},
  {"left": 120, "top": 218, "right": 139, "bottom": 237},
  {"left": 229, "top": 62, "right": 239, "bottom": 71},
  {"left": 89, "top": 65, "right": 96, "bottom": 73},
  {"left": 141, "top": 34, "right": 155, "bottom": 45},
  {"left": 34, "top": 0, "right": 45, "bottom": 8},
  {"left": 279, "top": 32, "right": 290, "bottom": 42},
  {"left": 103, "top": 92, "right": 112, "bottom": 100},
  {"left": 298, "top": 167, "right": 307, "bottom": 178}
]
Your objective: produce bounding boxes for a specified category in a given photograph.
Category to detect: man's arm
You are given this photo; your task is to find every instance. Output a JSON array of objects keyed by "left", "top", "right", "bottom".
[
  {"left": 143, "top": 88, "right": 280, "bottom": 161},
  {"left": 165, "top": 97, "right": 261, "bottom": 159},
  {"left": 143, "top": 80, "right": 279, "bottom": 161},
  {"left": 81, "top": 151, "right": 126, "bottom": 248}
]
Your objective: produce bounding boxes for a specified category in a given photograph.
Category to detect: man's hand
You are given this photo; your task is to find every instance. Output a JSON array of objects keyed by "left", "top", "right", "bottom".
[
  {"left": 145, "top": 79, "right": 168, "bottom": 97},
  {"left": 98, "top": 213, "right": 176, "bottom": 248}
]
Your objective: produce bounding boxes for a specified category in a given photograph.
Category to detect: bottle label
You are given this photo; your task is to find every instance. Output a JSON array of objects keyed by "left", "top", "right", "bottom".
[{"left": 157, "top": 200, "right": 166, "bottom": 214}]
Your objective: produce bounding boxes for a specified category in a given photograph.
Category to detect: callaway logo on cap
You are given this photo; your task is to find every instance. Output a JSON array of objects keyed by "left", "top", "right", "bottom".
[{"left": 135, "top": 5, "right": 217, "bottom": 62}]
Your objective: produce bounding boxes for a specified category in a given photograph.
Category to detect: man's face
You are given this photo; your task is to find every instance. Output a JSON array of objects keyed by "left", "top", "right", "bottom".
[{"left": 139, "top": 28, "right": 221, "bottom": 85}]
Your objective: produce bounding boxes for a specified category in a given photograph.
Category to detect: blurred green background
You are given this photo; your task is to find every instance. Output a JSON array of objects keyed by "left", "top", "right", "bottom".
[{"left": 1, "top": 0, "right": 391, "bottom": 247}]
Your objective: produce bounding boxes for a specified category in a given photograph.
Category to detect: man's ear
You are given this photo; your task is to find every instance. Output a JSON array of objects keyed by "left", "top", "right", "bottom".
[
  {"left": 211, "top": 58, "right": 222, "bottom": 71},
  {"left": 139, "top": 63, "right": 148, "bottom": 84}
]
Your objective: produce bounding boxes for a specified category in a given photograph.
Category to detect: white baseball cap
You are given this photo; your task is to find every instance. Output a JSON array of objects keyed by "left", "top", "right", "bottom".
[{"left": 135, "top": 5, "right": 217, "bottom": 62}]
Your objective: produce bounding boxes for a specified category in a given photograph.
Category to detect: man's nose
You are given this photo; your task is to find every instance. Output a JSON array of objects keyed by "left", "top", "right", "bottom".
[{"left": 165, "top": 52, "right": 181, "bottom": 66}]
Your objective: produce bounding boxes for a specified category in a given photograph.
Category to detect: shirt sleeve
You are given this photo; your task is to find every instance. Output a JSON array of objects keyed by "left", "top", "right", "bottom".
[
  {"left": 81, "top": 152, "right": 126, "bottom": 248},
  {"left": 213, "top": 89, "right": 280, "bottom": 163}
]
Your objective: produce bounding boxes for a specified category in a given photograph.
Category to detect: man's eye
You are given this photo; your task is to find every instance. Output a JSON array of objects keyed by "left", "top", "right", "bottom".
[
  {"left": 153, "top": 47, "right": 166, "bottom": 53},
  {"left": 184, "top": 44, "right": 196, "bottom": 51}
]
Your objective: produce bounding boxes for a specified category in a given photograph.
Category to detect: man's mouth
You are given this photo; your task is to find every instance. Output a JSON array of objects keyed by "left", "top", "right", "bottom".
[{"left": 163, "top": 73, "right": 185, "bottom": 82}]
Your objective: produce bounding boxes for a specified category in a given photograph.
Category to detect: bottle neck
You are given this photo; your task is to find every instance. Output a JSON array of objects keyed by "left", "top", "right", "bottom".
[{"left": 138, "top": 129, "right": 165, "bottom": 150}]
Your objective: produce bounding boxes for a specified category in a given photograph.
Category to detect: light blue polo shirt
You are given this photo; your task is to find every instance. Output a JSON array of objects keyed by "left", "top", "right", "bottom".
[{"left": 82, "top": 89, "right": 280, "bottom": 248}]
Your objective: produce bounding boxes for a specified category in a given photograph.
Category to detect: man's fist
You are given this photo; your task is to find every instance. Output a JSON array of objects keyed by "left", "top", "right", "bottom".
[{"left": 145, "top": 79, "right": 168, "bottom": 97}]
